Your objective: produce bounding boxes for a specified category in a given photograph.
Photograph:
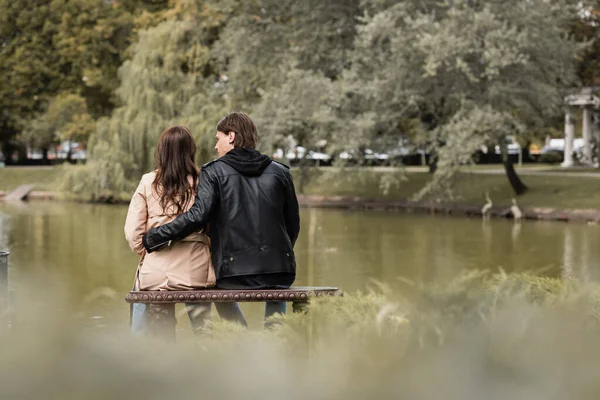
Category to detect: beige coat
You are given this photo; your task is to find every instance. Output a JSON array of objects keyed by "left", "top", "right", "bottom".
[{"left": 124, "top": 172, "right": 216, "bottom": 291}]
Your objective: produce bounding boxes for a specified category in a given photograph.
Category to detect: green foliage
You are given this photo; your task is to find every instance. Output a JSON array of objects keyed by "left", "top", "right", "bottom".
[
  {"left": 63, "top": 0, "right": 361, "bottom": 199},
  {"left": 214, "top": 0, "right": 360, "bottom": 107},
  {"left": 61, "top": 5, "right": 230, "bottom": 201},
  {"left": 19, "top": 94, "right": 95, "bottom": 154},
  {"left": 539, "top": 152, "right": 565, "bottom": 164},
  {"left": 0, "top": 0, "right": 168, "bottom": 148},
  {"left": 59, "top": 134, "right": 134, "bottom": 201},
  {"left": 4, "top": 0, "right": 596, "bottom": 199},
  {"left": 0, "top": 0, "right": 59, "bottom": 143},
  {"left": 5, "top": 271, "right": 600, "bottom": 398},
  {"left": 52, "top": 0, "right": 137, "bottom": 115},
  {"left": 573, "top": 1, "right": 600, "bottom": 86},
  {"left": 253, "top": 69, "right": 341, "bottom": 152},
  {"left": 17, "top": 114, "right": 55, "bottom": 152},
  {"left": 343, "top": 0, "right": 581, "bottom": 198}
]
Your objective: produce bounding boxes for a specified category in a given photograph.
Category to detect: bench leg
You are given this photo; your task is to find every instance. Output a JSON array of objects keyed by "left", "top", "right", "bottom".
[
  {"left": 264, "top": 302, "right": 287, "bottom": 329},
  {"left": 292, "top": 301, "right": 309, "bottom": 314},
  {"left": 147, "top": 303, "right": 176, "bottom": 342}
]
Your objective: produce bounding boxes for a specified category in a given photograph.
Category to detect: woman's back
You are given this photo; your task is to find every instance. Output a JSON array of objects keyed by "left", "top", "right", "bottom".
[
  {"left": 141, "top": 171, "right": 201, "bottom": 234},
  {"left": 124, "top": 126, "right": 215, "bottom": 291}
]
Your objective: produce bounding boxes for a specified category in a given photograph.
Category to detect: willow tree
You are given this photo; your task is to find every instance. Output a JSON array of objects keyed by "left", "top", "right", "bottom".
[
  {"left": 345, "top": 0, "right": 580, "bottom": 198},
  {"left": 62, "top": 2, "right": 230, "bottom": 201}
]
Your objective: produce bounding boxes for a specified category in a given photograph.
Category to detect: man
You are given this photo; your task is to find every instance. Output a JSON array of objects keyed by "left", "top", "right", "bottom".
[{"left": 142, "top": 112, "right": 300, "bottom": 327}]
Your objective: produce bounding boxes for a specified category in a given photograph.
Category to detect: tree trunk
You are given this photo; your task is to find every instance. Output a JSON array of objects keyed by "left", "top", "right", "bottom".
[
  {"left": 593, "top": 113, "right": 600, "bottom": 168},
  {"left": 428, "top": 137, "right": 444, "bottom": 173},
  {"left": 297, "top": 157, "right": 309, "bottom": 194},
  {"left": 66, "top": 141, "right": 73, "bottom": 164},
  {"left": 428, "top": 154, "right": 438, "bottom": 173},
  {"left": 503, "top": 157, "right": 528, "bottom": 195},
  {"left": 41, "top": 147, "right": 49, "bottom": 165},
  {"left": 523, "top": 140, "right": 532, "bottom": 163}
]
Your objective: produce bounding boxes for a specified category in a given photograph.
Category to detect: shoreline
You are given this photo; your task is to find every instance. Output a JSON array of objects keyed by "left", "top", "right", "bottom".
[
  {"left": 1, "top": 191, "right": 600, "bottom": 223},
  {"left": 297, "top": 195, "right": 600, "bottom": 223},
  {"left": 0, "top": 191, "right": 54, "bottom": 200}
]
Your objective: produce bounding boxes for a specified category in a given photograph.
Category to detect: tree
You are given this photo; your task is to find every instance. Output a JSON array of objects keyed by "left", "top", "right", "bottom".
[
  {"left": 214, "top": 0, "right": 360, "bottom": 109},
  {"left": 17, "top": 114, "right": 55, "bottom": 163},
  {"left": 48, "top": 94, "right": 95, "bottom": 161},
  {"left": 254, "top": 69, "right": 340, "bottom": 149},
  {"left": 19, "top": 93, "right": 95, "bottom": 162},
  {"left": 52, "top": 0, "right": 137, "bottom": 116},
  {"left": 61, "top": 2, "right": 231, "bottom": 201},
  {"left": 573, "top": 1, "right": 600, "bottom": 86},
  {"left": 0, "top": 0, "right": 168, "bottom": 156},
  {"left": 252, "top": 68, "right": 341, "bottom": 190},
  {"left": 344, "top": 0, "right": 580, "bottom": 198},
  {"left": 0, "top": 0, "right": 60, "bottom": 157}
]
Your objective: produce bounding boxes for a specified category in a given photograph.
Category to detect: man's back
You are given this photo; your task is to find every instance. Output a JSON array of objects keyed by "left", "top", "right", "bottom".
[{"left": 203, "top": 150, "right": 300, "bottom": 287}]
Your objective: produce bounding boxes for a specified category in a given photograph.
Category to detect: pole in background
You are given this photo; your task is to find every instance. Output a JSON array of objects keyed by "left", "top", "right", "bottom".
[{"left": 0, "top": 251, "right": 8, "bottom": 315}]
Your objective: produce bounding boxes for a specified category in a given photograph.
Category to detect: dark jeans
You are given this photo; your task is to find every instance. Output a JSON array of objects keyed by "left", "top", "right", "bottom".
[
  {"left": 131, "top": 301, "right": 287, "bottom": 332},
  {"left": 215, "top": 274, "right": 294, "bottom": 328},
  {"left": 215, "top": 302, "right": 287, "bottom": 328}
]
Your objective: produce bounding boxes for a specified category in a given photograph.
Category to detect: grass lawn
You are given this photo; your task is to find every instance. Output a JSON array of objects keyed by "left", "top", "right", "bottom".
[
  {"left": 294, "top": 167, "right": 600, "bottom": 210},
  {"left": 542, "top": 167, "right": 600, "bottom": 174},
  {"left": 0, "top": 166, "right": 62, "bottom": 192},
  {"left": 459, "top": 163, "right": 552, "bottom": 171}
]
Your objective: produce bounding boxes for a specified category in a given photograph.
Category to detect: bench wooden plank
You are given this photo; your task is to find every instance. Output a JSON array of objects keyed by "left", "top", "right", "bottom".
[{"left": 125, "top": 286, "right": 342, "bottom": 304}]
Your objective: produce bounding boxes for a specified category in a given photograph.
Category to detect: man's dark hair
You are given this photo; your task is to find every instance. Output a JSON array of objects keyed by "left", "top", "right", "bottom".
[{"left": 216, "top": 112, "right": 258, "bottom": 149}]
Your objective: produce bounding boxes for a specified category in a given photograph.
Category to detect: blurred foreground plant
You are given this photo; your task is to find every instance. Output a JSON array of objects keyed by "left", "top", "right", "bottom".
[{"left": 2, "top": 271, "right": 600, "bottom": 399}]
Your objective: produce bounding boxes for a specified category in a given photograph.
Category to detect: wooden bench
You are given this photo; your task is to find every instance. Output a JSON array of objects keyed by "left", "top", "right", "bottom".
[
  {"left": 126, "top": 287, "right": 342, "bottom": 339},
  {"left": 125, "top": 286, "right": 343, "bottom": 313}
]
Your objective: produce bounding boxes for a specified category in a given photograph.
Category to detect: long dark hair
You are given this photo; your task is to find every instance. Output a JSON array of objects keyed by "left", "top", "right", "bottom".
[{"left": 152, "top": 125, "right": 199, "bottom": 215}]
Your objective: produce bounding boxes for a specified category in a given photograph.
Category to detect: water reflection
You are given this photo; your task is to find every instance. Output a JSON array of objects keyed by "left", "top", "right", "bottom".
[
  {"left": 560, "top": 223, "right": 598, "bottom": 283},
  {"left": 2, "top": 202, "right": 600, "bottom": 328}
]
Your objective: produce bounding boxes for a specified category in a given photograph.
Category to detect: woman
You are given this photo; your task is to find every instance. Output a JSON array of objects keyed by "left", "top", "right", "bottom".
[{"left": 124, "top": 125, "right": 215, "bottom": 337}]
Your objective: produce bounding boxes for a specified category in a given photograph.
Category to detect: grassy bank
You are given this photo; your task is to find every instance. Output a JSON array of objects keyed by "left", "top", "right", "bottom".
[
  {"left": 295, "top": 167, "right": 600, "bottom": 210},
  {"left": 2, "top": 165, "right": 600, "bottom": 210},
  {"left": 0, "top": 166, "right": 61, "bottom": 192}
]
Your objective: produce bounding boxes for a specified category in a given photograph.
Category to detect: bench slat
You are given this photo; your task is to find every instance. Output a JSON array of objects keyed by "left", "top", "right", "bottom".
[{"left": 125, "top": 286, "right": 342, "bottom": 304}]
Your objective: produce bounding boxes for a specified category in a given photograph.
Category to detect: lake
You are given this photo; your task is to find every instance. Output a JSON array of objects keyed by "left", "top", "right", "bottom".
[{"left": 1, "top": 201, "right": 598, "bottom": 330}]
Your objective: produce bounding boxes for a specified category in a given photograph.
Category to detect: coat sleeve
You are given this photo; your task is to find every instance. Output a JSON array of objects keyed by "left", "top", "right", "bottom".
[
  {"left": 284, "top": 172, "right": 300, "bottom": 247},
  {"left": 142, "top": 167, "right": 218, "bottom": 253},
  {"left": 124, "top": 178, "right": 148, "bottom": 256}
]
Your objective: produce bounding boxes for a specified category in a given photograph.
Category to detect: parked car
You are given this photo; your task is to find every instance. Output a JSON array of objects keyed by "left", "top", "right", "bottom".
[
  {"left": 338, "top": 148, "right": 390, "bottom": 165},
  {"left": 71, "top": 150, "right": 87, "bottom": 160},
  {"left": 478, "top": 136, "right": 521, "bottom": 156},
  {"left": 272, "top": 146, "right": 332, "bottom": 166},
  {"left": 537, "top": 138, "right": 586, "bottom": 164},
  {"left": 540, "top": 138, "right": 584, "bottom": 155},
  {"left": 387, "top": 146, "right": 430, "bottom": 165}
]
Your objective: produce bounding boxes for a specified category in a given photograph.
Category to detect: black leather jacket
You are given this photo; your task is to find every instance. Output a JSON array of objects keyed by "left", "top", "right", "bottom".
[{"left": 142, "top": 149, "right": 300, "bottom": 280}]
